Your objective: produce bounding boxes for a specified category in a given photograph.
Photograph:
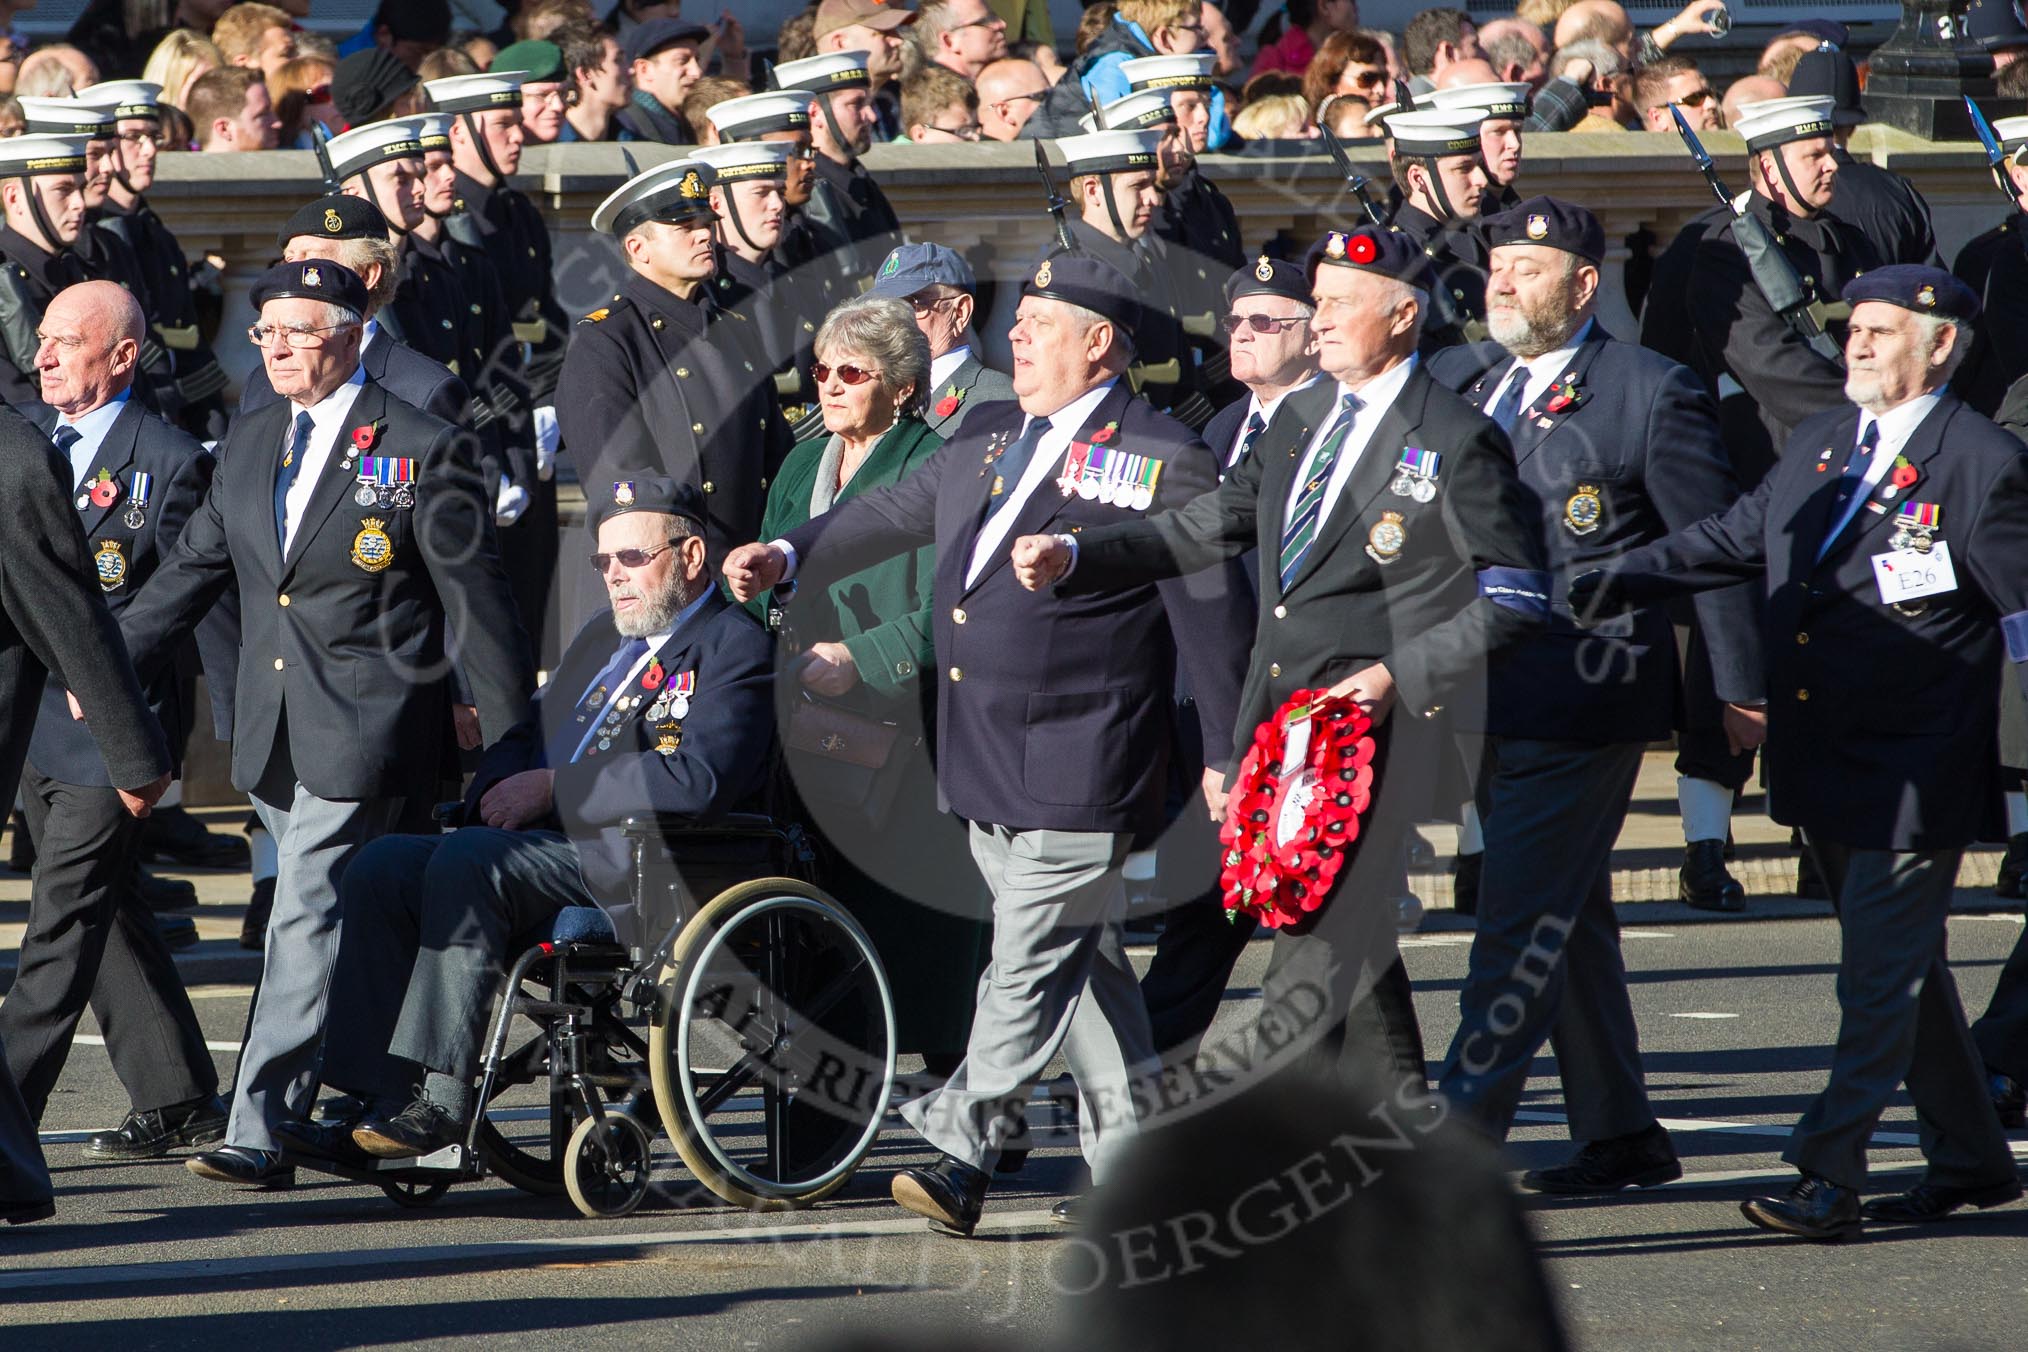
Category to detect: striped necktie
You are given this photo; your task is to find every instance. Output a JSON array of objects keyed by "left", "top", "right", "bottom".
[
  {"left": 1277, "top": 392, "right": 1361, "bottom": 590},
  {"left": 1230, "top": 410, "right": 1267, "bottom": 470}
]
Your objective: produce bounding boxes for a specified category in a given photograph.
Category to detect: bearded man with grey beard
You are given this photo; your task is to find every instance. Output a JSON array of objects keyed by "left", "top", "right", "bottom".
[{"left": 1423, "top": 197, "right": 1761, "bottom": 1191}]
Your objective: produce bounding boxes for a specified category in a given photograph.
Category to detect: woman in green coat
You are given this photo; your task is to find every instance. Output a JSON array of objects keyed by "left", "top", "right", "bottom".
[{"left": 757, "top": 295, "right": 992, "bottom": 1075}]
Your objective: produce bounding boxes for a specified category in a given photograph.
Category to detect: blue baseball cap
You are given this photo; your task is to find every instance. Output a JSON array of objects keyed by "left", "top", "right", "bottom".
[{"left": 866, "top": 242, "right": 977, "bottom": 300}]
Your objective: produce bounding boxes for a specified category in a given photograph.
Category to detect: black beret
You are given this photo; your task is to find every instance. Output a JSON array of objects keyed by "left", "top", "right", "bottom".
[
  {"left": 591, "top": 475, "right": 708, "bottom": 533},
  {"left": 1224, "top": 254, "right": 1311, "bottom": 308},
  {"left": 1481, "top": 195, "right": 1605, "bottom": 265},
  {"left": 624, "top": 17, "right": 712, "bottom": 66},
  {"left": 1304, "top": 226, "right": 1435, "bottom": 292},
  {"left": 277, "top": 192, "right": 387, "bottom": 249},
  {"left": 334, "top": 48, "right": 418, "bottom": 126},
  {"left": 1020, "top": 251, "right": 1143, "bottom": 345},
  {"left": 251, "top": 259, "right": 369, "bottom": 318},
  {"left": 1840, "top": 265, "right": 1981, "bottom": 323}
]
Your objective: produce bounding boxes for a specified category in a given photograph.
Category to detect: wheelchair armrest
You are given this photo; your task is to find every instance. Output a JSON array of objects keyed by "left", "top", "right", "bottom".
[{"left": 620, "top": 811, "right": 776, "bottom": 840}]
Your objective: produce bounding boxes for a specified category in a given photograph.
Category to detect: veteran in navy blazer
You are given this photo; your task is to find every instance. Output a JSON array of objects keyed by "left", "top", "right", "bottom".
[
  {"left": 1016, "top": 227, "right": 1550, "bottom": 1103},
  {"left": 0, "top": 283, "right": 229, "bottom": 1161},
  {"left": 115, "top": 261, "right": 534, "bottom": 1185},
  {"left": 293, "top": 480, "right": 774, "bottom": 1165},
  {"left": 1425, "top": 198, "right": 1763, "bottom": 1193},
  {"left": 1577, "top": 266, "right": 2028, "bottom": 1240},
  {"left": 725, "top": 253, "right": 1251, "bottom": 1237}
]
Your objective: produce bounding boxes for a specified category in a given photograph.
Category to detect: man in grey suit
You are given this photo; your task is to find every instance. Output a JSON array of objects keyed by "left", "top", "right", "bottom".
[
  {"left": 115, "top": 260, "right": 534, "bottom": 1187},
  {"left": 866, "top": 242, "right": 1015, "bottom": 439},
  {"left": 0, "top": 387, "right": 172, "bottom": 1225}
]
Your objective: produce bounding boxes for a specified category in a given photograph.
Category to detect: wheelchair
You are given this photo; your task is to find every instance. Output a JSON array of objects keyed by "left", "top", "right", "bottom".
[{"left": 301, "top": 811, "right": 898, "bottom": 1218}]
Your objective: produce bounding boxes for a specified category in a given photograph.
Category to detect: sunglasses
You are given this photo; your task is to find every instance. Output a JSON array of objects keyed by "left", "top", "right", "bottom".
[
  {"left": 811, "top": 360, "right": 877, "bottom": 385},
  {"left": 1345, "top": 67, "right": 1388, "bottom": 88},
  {"left": 1676, "top": 88, "right": 1717, "bottom": 107},
  {"left": 1220, "top": 313, "right": 1307, "bottom": 334},
  {"left": 589, "top": 539, "right": 682, "bottom": 571}
]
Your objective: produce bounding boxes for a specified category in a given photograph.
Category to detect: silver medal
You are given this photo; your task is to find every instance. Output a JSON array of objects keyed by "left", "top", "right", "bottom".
[
  {"left": 393, "top": 485, "right": 416, "bottom": 510},
  {"left": 1411, "top": 478, "right": 1436, "bottom": 504},
  {"left": 124, "top": 506, "right": 146, "bottom": 530},
  {"left": 75, "top": 494, "right": 89, "bottom": 511},
  {"left": 354, "top": 483, "right": 378, "bottom": 507},
  {"left": 1390, "top": 474, "right": 1414, "bottom": 497},
  {"left": 669, "top": 697, "right": 690, "bottom": 719}
]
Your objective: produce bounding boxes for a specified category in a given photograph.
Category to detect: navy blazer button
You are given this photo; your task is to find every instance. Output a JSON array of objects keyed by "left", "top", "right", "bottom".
[
  {"left": 949, "top": 666, "right": 963, "bottom": 682},
  {"left": 952, "top": 607, "right": 967, "bottom": 624},
  {"left": 273, "top": 658, "right": 284, "bottom": 670},
  {"left": 278, "top": 594, "right": 290, "bottom": 607},
  {"left": 1796, "top": 689, "right": 1810, "bottom": 701},
  {"left": 1795, "top": 632, "right": 1808, "bottom": 644}
]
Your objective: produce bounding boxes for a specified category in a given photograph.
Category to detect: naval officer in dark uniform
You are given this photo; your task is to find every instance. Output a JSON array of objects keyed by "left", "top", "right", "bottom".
[
  {"left": 1427, "top": 197, "right": 1760, "bottom": 1191},
  {"left": 1015, "top": 226, "right": 1549, "bottom": 1104},
  {"left": 773, "top": 52, "right": 906, "bottom": 299},
  {"left": 1574, "top": 266, "right": 2028, "bottom": 1240},
  {"left": 1788, "top": 47, "right": 1941, "bottom": 271},
  {"left": 0, "top": 135, "right": 92, "bottom": 407},
  {"left": 1949, "top": 113, "right": 2028, "bottom": 417},
  {"left": 724, "top": 252, "right": 1251, "bottom": 1237},
  {"left": 1376, "top": 106, "right": 1493, "bottom": 355}
]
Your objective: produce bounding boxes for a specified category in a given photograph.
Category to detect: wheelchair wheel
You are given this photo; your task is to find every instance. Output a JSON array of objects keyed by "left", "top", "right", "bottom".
[
  {"left": 649, "top": 878, "right": 896, "bottom": 1211},
  {"left": 380, "top": 1177, "right": 451, "bottom": 1209},
  {"left": 564, "top": 1112, "right": 654, "bottom": 1219}
]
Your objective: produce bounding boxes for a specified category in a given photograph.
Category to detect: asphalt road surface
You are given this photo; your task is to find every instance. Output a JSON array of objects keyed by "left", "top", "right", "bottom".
[{"left": 4, "top": 908, "right": 2026, "bottom": 1351}]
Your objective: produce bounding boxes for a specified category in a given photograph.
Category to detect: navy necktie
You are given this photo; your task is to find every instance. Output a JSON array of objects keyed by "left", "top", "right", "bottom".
[
  {"left": 274, "top": 410, "right": 314, "bottom": 550},
  {"left": 52, "top": 425, "right": 82, "bottom": 488},
  {"left": 1487, "top": 365, "right": 1529, "bottom": 431},
  {"left": 983, "top": 416, "right": 1049, "bottom": 525},
  {"left": 1231, "top": 411, "right": 1267, "bottom": 469},
  {"left": 547, "top": 635, "right": 651, "bottom": 765},
  {"left": 1820, "top": 420, "right": 1880, "bottom": 557}
]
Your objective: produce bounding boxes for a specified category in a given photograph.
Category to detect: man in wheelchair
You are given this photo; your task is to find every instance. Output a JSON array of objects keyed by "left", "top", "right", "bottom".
[{"left": 276, "top": 477, "right": 776, "bottom": 1166}]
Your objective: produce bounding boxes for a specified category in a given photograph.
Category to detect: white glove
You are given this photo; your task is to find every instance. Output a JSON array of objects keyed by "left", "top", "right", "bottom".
[
  {"left": 495, "top": 475, "right": 529, "bottom": 526},
  {"left": 533, "top": 405, "right": 559, "bottom": 480}
]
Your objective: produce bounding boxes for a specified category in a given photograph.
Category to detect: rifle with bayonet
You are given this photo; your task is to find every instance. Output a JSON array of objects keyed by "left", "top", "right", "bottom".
[
  {"left": 1670, "top": 104, "right": 1843, "bottom": 367},
  {"left": 1320, "top": 123, "right": 1389, "bottom": 230},
  {"left": 1964, "top": 95, "right": 2028, "bottom": 262},
  {"left": 1034, "top": 142, "right": 1078, "bottom": 256}
]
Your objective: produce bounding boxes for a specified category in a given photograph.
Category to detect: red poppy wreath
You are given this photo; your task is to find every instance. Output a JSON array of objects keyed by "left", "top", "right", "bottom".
[{"left": 1218, "top": 690, "right": 1379, "bottom": 929}]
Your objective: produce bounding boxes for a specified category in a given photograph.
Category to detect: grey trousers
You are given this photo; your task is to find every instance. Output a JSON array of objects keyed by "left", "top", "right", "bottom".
[
  {"left": 1435, "top": 739, "right": 1655, "bottom": 1143},
  {"left": 230, "top": 781, "right": 402, "bottom": 1152},
  {"left": 898, "top": 825, "right": 1155, "bottom": 1183},
  {"left": 1787, "top": 841, "right": 2016, "bottom": 1191},
  {"left": 324, "top": 828, "right": 592, "bottom": 1100}
]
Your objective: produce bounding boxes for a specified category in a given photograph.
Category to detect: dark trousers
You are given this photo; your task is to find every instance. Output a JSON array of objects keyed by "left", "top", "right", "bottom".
[
  {"left": 0, "top": 767, "right": 215, "bottom": 1118},
  {"left": 322, "top": 828, "right": 590, "bottom": 1101},
  {"left": 1972, "top": 922, "right": 2028, "bottom": 1083},
  {"left": 1786, "top": 840, "right": 2015, "bottom": 1191},
  {"left": 1435, "top": 739, "right": 1654, "bottom": 1142},
  {"left": 0, "top": 1040, "right": 46, "bottom": 1207}
]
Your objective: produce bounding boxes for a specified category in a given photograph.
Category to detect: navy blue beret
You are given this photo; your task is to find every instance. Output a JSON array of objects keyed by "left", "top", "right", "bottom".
[
  {"left": 592, "top": 474, "right": 708, "bottom": 533},
  {"left": 251, "top": 259, "right": 369, "bottom": 318},
  {"left": 277, "top": 192, "right": 387, "bottom": 249},
  {"left": 1303, "top": 226, "right": 1435, "bottom": 292},
  {"left": 1225, "top": 254, "right": 1311, "bottom": 308},
  {"left": 1481, "top": 195, "right": 1605, "bottom": 265},
  {"left": 1840, "top": 265, "right": 1981, "bottom": 324},
  {"left": 1021, "top": 251, "right": 1144, "bottom": 343}
]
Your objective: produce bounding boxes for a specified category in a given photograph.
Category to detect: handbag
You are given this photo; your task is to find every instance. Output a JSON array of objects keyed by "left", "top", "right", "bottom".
[
  {"left": 784, "top": 695, "right": 902, "bottom": 771},
  {"left": 784, "top": 694, "right": 922, "bottom": 825}
]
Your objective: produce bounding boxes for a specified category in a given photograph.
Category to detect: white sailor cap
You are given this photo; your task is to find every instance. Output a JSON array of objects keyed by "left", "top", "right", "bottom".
[
  {"left": 772, "top": 51, "right": 872, "bottom": 93},
  {"left": 591, "top": 158, "right": 720, "bottom": 236},
  {"left": 405, "top": 113, "right": 455, "bottom": 151},
  {"left": 1731, "top": 95, "right": 1838, "bottom": 153},
  {"left": 424, "top": 71, "right": 528, "bottom": 115},
  {"left": 1055, "top": 128, "right": 1163, "bottom": 176},
  {"left": 707, "top": 90, "right": 813, "bottom": 141},
  {"left": 1382, "top": 107, "right": 1488, "bottom": 156},
  {"left": 18, "top": 97, "right": 113, "bottom": 137},
  {"left": 1426, "top": 81, "right": 1530, "bottom": 121},
  {"left": 1080, "top": 90, "right": 1175, "bottom": 134},
  {"left": 76, "top": 80, "right": 163, "bottom": 123},
  {"left": 0, "top": 134, "right": 91, "bottom": 177},
  {"left": 326, "top": 119, "right": 426, "bottom": 182},
  {"left": 689, "top": 140, "right": 796, "bottom": 182},
  {"left": 1998, "top": 113, "right": 2028, "bottom": 162},
  {"left": 1121, "top": 53, "right": 1214, "bottom": 92}
]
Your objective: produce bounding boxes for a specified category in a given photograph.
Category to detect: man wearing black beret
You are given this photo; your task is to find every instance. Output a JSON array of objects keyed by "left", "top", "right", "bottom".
[
  {"left": 1574, "top": 264, "right": 2028, "bottom": 1239},
  {"left": 1426, "top": 196, "right": 1760, "bottom": 1191},
  {"left": 114, "top": 259, "right": 535, "bottom": 1188},
  {"left": 725, "top": 251, "right": 1251, "bottom": 1236},
  {"left": 290, "top": 477, "right": 775, "bottom": 1165},
  {"left": 1013, "top": 225, "right": 1548, "bottom": 1137}
]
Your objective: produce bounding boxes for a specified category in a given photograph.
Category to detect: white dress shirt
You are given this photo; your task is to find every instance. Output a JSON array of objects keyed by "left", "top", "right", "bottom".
[
  {"left": 58, "top": 390, "right": 130, "bottom": 489},
  {"left": 1483, "top": 318, "right": 1594, "bottom": 427},
  {"left": 1229, "top": 374, "right": 1323, "bottom": 468},
  {"left": 563, "top": 587, "right": 714, "bottom": 762},
  {"left": 1822, "top": 391, "right": 1943, "bottom": 554},
  {"left": 965, "top": 380, "right": 1113, "bottom": 587},
  {"left": 280, "top": 365, "right": 366, "bottom": 553},
  {"left": 929, "top": 345, "right": 973, "bottom": 391},
  {"left": 1283, "top": 356, "right": 1418, "bottom": 531}
]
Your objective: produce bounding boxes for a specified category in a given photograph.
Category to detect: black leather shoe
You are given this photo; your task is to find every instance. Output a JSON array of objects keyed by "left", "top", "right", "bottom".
[
  {"left": 137, "top": 865, "right": 198, "bottom": 913},
  {"left": 1998, "top": 834, "right": 2028, "bottom": 901},
  {"left": 353, "top": 1098, "right": 465, "bottom": 1159},
  {"left": 2, "top": 1197, "right": 54, "bottom": 1225},
  {"left": 1521, "top": 1124, "right": 1682, "bottom": 1194},
  {"left": 1861, "top": 1178, "right": 2022, "bottom": 1223},
  {"left": 1741, "top": 1174, "right": 1862, "bottom": 1241},
  {"left": 240, "top": 876, "right": 275, "bottom": 951},
  {"left": 275, "top": 1117, "right": 378, "bottom": 1169},
  {"left": 1992, "top": 1072, "right": 2026, "bottom": 1130},
  {"left": 1680, "top": 840, "right": 1745, "bottom": 912},
  {"left": 140, "top": 805, "right": 252, "bottom": 868},
  {"left": 993, "top": 1149, "right": 1029, "bottom": 1175},
  {"left": 85, "top": 1095, "right": 227, "bottom": 1160},
  {"left": 1050, "top": 1195, "right": 1083, "bottom": 1224},
  {"left": 5, "top": 807, "right": 32, "bottom": 873},
  {"left": 156, "top": 914, "right": 198, "bottom": 950},
  {"left": 891, "top": 1155, "right": 990, "bottom": 1237},
  {"left": 1452, "top": 851, "right": 1483, "bottom": 918},
  {"left": 187, "top": 1145, "right": 294, "bottom": 1188}
]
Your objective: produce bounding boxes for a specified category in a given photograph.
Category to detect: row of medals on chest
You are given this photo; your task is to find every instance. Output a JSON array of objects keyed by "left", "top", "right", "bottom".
[{"left": 586, "top": 661, "right": 690, "bottom": 756}]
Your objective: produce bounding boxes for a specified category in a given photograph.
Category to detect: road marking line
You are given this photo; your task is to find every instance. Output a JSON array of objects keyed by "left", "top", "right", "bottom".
[
  {"left": 1667, "top": 1012, "right": 1739, "bottom": 1020},
  {"left": 1515, "top": 1108, "right": 2028, "bottom": 1156},
  {"left": 70, "top": 1034, "right": 242, "bottom": 1053}
]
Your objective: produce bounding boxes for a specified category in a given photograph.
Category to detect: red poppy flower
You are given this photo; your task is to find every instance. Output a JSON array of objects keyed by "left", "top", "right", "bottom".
[
  {"left": 935, "top": 395, "right": 959, "bottom": 418},
  {"left": 1091, "top": 424, "right": 1115, "bottom": 444},
  {"left": 90, "top": 479, "right": 120, "bottom": 508},
  {"left": 1348, "top": 233, "right": 1378, "bottom": 264},
  {"left": 1891, "top": 463, "right": 1919, "bottom": 489},
  {"left": 352, "top": 423, "right": 378, "bottom": 451},
  {"left": 641, "top": 661, "right": 664, "bottom": 691}
]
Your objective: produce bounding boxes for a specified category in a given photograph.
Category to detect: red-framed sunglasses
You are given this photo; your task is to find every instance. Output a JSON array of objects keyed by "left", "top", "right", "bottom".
[{"left": 811, "top": 361, "right": 876, "bottom": 385}]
